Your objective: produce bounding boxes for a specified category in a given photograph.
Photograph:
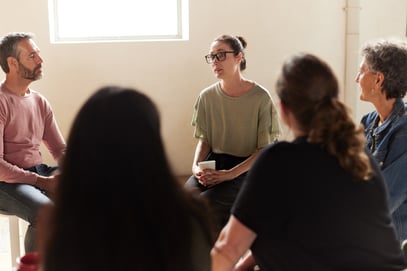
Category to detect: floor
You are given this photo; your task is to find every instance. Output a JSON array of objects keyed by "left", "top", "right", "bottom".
[{"left": 0, "top": 216, "right": 27, "bottom": 271}]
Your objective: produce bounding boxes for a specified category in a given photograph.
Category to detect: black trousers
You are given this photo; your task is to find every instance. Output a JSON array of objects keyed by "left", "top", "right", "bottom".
[{"left": 185, "top": 153, "right": 248, "bottom": 233}]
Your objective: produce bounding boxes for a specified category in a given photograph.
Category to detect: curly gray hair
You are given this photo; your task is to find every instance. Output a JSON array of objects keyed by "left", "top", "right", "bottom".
[{"left": 361, "top": 39, "right": 407, "bottom": 99}]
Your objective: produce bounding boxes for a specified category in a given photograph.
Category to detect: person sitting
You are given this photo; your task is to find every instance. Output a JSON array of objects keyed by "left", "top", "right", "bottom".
[
  {"left": 0, "top": 32, "right": 66, "bottom": 253},
  {"left": 355, "top": 38, "right": 407, "bottom": 242},
  {"left": 185, "top": 34, "right": 280, "bottom": 234},
  {"left": 211, "top": 53, "right": 407, "bottom": 271},
  {"left": 37, "top": 86, "right": 216, "bottom": 271}
]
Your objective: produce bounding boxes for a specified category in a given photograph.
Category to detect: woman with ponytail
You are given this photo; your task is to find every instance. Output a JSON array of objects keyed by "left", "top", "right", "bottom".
[{"left": 211, "top": 53, "right": 406, "bottom": 271}]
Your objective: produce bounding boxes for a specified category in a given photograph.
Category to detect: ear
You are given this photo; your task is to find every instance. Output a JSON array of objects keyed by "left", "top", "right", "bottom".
[
  {"left": 236, "top": 51, "right": 243, "bottom": 63},
  {"left": 375, "top": 72, "right": 384, "bottom": 87},
  {"left": 6, "top": 56, "right": 18, "bottom": 71}
]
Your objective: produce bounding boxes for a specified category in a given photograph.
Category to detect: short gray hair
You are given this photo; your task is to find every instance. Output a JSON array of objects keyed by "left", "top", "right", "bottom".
[
  {"left": 361, "top": 39, "right": 407, "bottom": 99},
  {"left": 0, "top": 32, "right": 34, "bottom": 73}
]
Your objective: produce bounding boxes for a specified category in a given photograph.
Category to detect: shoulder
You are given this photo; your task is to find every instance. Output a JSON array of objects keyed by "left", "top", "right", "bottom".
[
  {"left": 270, "top": 137, "right": 312, "bottom": 151},
  {"left": 200, "top": 82, "right": 219, "bottom": 95},
  {"left": 257, "top": 140, "right": 307, "bottom": 163},
  {"left": 196, "top": 83, "right": 225, "bottom": 109},
  {"left": 0, "top": 90, "right": 8, "bottom": 101},
  {"left": 388, "top": 102, "right": 407, "bottom": 131},
  {"left": 29, "top": 89, "right": 46, "bottom": 99},
  {"left": 361, "top": 110, "right": 379, "bottom": 129},
  {"left": 196, "top": 82, "right": 220, "bottom": 103},
  {"left": 0, "top": 84, "right": 12, "bottom": 100},
  {"left": 258, "top": 138, "right": 329, "bottom": 171},
  {"left": 391, "top": 117, "right": 407, "bottom": 136},
  {"left": 251, "top": 82, "right": 271, "bottom": 97},
  {"left": 28, "top": 90, "right": 54, "bottom": 112},
  {"left": 248, "top": 83, "right": 276, "bottom": 109}
]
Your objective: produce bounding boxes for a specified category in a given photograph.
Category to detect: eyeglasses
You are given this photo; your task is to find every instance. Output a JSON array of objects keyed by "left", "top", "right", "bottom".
[{"left": 205, "top": 51, "right": 235, "bottom": 64}]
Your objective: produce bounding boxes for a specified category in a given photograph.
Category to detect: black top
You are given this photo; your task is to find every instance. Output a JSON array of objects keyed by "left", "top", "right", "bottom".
[{"left": 232, "top": 137, "right": 407, "bottom": 271}]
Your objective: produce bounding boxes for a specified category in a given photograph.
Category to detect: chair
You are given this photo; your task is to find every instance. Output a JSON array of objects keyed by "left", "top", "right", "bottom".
[{"left": 0, "top": 211, "right": 21, "bottom": 266}]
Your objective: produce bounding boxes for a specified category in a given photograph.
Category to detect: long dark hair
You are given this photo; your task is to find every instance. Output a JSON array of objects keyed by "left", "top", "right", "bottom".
[
  {"left": 42, "top": 86, "right": 215, "bottom": 271},
  {"left": 276, "top": 53, "right": 372, "bottom": 181}
]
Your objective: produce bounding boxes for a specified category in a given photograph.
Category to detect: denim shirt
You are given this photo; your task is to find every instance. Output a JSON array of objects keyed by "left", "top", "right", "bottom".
[{"left": 361, "top": 98, "right": 407, "bottom": 241}]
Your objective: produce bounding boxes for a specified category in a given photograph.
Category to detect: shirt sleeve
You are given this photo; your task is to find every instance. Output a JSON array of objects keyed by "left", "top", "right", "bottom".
[
  {"left": 257, "top": 95, "right": 281, "bottom": 147},
  {"left": 42, "top": 100, "right": 66, "bottom": 166},
  {"left": 0, "top": 105, "right": 37, "bottom": 184},
  {"left": 191, "top": 94, "right": 207, "bottom": 141}
]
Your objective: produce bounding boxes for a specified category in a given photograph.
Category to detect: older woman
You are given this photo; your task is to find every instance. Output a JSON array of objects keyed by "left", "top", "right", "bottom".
[{"left": 356, "top": 39, "right": 407, "bottom": 242}]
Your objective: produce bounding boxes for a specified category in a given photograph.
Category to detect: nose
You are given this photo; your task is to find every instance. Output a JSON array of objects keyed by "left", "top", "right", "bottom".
[
  {"left": 35, "top": 54, "right": 43, "bottom": 65},
  {"left": 355, "top": 72, "right": 360, "bottom": 83}
]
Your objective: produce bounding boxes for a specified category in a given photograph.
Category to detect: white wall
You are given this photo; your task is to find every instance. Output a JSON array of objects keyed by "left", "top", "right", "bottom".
[
  {"left": 345, "top": 0, "right": 407, "bottom": 121},
  {"left": 0, "top": 0, "right": 404, "bottom": 176}
]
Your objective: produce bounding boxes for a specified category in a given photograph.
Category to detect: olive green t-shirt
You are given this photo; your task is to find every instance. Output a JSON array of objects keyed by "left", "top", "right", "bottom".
[{"left": 192, "top": 82, "right": 280, "bottom": 157}]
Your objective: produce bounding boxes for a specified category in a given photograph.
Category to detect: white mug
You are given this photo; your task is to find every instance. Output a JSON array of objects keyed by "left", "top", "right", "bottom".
[{"left": 198, "top": 160, "right": 216, "bottom": 169}]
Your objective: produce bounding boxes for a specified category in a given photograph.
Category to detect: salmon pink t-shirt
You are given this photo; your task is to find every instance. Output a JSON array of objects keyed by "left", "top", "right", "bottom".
[{"left": 0, "top": 82, "right": 66, "bottom": 184}]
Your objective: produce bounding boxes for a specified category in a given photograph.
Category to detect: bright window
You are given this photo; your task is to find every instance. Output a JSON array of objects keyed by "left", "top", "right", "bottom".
[{"left": 48, "top": 0, "right": 189, "bottom": 43}]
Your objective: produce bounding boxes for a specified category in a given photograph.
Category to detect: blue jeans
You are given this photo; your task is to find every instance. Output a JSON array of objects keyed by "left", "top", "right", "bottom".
[
  {"left": 0, "top": 164, "right": 58, "bottom": 252},
  {"left": 185, "top": 153, "right": 248, "bottom": 233}
]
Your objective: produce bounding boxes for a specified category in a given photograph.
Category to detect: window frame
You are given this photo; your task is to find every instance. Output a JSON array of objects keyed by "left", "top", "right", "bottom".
[{"left": 47, "top": 0, "right": 189, "bottom": 44}]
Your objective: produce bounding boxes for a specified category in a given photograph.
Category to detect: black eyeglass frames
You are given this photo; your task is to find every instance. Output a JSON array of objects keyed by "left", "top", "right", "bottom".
[{"left": 205, "top": 51, "right": 235, "bottom": 64}]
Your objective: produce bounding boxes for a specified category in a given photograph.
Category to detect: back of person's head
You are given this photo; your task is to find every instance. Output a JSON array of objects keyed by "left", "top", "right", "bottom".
[
  {"left": 361, "top": 39, "right": 407, "bottom": 99},
  {"left": 213, "top": 34, "right": 247, "bottom": 71},
  {"left": 42, "top": 86, "right": 214, "bottom": 271},
  {"left": 0, "top": 32, "right": 33, "bottom": 73},
  {"left": 276, "top": 53, "right": 372, "bottom": 181},
  {"left": 64, "top": 86, "right": 165, "bottom": 179}
]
